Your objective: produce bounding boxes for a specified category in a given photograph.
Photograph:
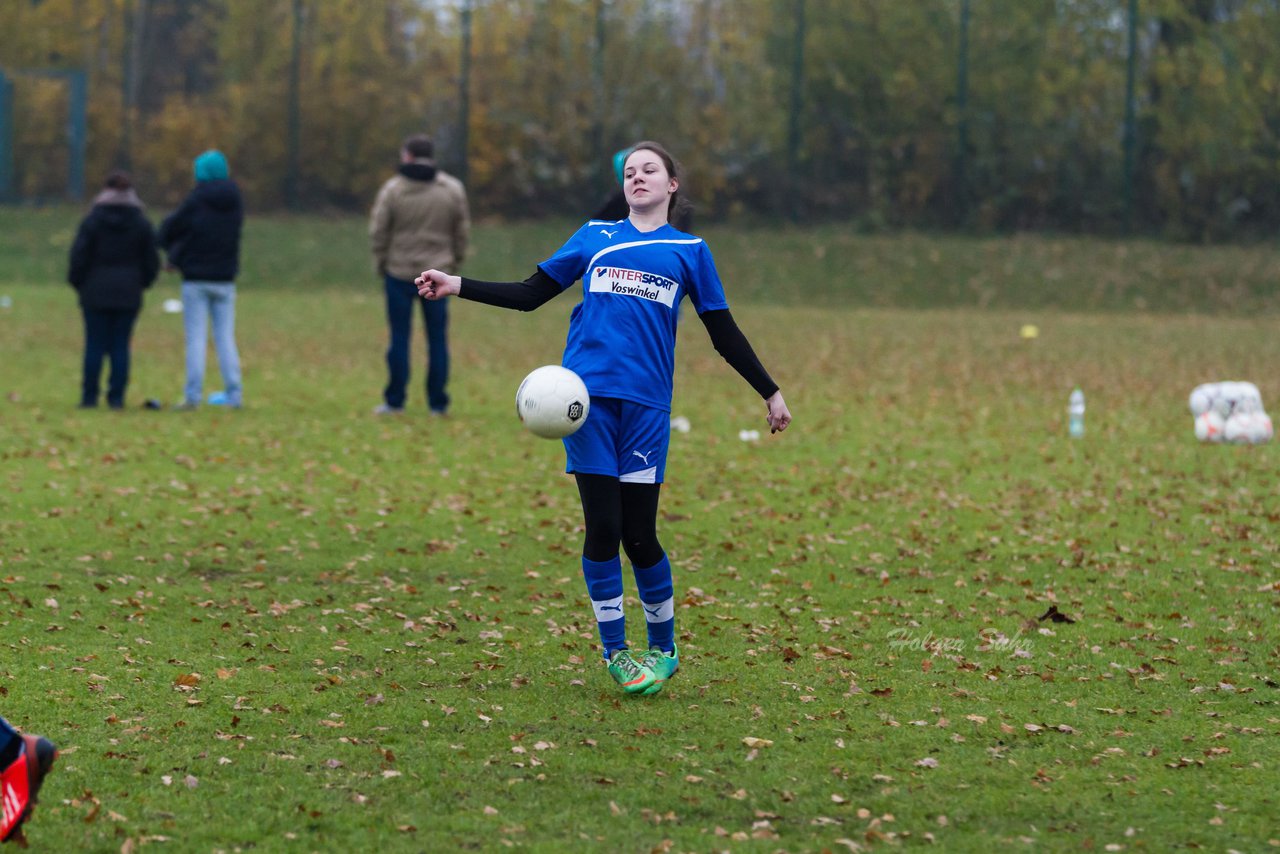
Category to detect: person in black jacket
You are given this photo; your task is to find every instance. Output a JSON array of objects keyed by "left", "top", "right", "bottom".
[
  {"left": 158, "top": 149, "right": 245, "bottom": 409},
  {"left": 67, "top": 171, "right": 160, "bottom": 409}
]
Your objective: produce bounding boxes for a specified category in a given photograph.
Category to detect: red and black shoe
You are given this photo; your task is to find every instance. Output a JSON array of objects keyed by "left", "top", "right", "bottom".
[{"left": 1, "top": 734, "right": 57, "bottom": 845}]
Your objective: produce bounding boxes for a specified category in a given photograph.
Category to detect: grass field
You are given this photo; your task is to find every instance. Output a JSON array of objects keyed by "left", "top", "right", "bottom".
[{"left": 1, "top": 207, "right": 1279, "bottom": 852}]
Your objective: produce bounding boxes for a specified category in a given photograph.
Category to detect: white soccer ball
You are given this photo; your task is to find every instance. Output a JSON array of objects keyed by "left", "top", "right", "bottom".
[
  {"left": 1194, "top": 410, "right": 1225, "bottom": 443},
  {"left": 1224, "top": 412, "right": 1253, "bottom": 444},
  {"left": 515, "top": 365, "right": 590, "bottom": 439},
  {"left": 1188, "top": 384, "right": 1217, "bottom": 416},
  {"left": 1251, "top": 413, "right": 1274, "bottom": 444}
]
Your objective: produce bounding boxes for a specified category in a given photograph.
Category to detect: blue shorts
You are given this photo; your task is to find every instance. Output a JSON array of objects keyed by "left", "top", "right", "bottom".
[{"left": 564, "top": 397, "right": 670, "bottom": 484}]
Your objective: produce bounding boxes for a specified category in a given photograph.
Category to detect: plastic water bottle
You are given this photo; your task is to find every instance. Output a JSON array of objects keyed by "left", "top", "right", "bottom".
[{"left": 1068, "top": 388, "right": 1085, "bottom": 438}]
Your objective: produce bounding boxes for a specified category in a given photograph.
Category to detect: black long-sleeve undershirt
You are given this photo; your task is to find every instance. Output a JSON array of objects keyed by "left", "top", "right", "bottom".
[
  {"left": 457, "top": 268, "right": 779, "bottom": 400},
  {"left": 698, "top": 309, "right": 778, "bottom": 400},
  {"left": 459, "top": 268, "right": 562, "bottom": 311}
]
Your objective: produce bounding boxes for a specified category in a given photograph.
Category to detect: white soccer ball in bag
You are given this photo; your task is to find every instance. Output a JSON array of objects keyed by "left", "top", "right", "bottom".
[
  {"left": 1224, "top": 413, "right": 1253, "bottom": 444},
  {"left": 1188, "top": 384, "right": 1217, "bottom": 416},
  {"left": 1252, "top": 413, "right": 1275, "bottom": 444},
  {"left": 515, "top": 365, "right": 590, "bottom": 439},
  {"left": 1228, "top": 411, "right": 1273, "bottom": 444},
  {"left": 1194, "top": 410, "right": 1226, "bottom": 443},
  {"left": 1217, "top": 381, "right": 1261, "bottom": 417}
]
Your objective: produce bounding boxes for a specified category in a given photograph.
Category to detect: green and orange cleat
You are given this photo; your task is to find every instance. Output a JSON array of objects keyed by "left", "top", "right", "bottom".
[
  {"left": 606, "top": 649, "right": 656, "bottom": 694},
  {"left": 639, "top": 645, "right": 679, "bottom": 695}
]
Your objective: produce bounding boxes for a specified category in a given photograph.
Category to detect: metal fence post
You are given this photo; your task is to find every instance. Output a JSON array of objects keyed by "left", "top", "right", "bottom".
[{"left": 0, "top": 71, "right": 13, "bottom": 202}]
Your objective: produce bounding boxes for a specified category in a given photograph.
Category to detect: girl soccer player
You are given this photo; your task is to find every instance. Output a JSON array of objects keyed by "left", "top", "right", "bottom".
[{"left": 416, "top": 141, "right": 791, "bottom": 695}]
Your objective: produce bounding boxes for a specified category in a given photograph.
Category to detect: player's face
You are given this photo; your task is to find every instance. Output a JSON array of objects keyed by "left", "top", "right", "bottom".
[{"left": 624, "top": 150, "right": 676, "bottom": 215}]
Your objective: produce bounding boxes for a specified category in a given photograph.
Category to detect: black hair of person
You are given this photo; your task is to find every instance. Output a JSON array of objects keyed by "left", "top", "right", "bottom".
[
  {"left": 402, "top": 134, "right": 434, "bottom": 159},
  {"left": 104, "top": 170, "right": 132, "bottom": 190}
]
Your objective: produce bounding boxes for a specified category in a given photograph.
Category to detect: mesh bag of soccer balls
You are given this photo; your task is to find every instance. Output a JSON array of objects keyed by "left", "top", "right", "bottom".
[{"left": 1188, "top": 381, "right": 1273, "bottom": 444}]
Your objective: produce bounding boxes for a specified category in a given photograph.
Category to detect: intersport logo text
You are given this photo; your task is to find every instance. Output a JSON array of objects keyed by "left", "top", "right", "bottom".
[{"left": 590, "top": 266, "right": 679, "bottom": 307}]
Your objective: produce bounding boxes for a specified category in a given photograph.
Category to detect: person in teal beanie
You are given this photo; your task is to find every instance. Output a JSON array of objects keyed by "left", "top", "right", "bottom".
[
  {"left": 158, "top": 149, "right": 245, "bottom": 409},
  {"left": 194, "top": 149, "right": 228, "bottom": 181}
]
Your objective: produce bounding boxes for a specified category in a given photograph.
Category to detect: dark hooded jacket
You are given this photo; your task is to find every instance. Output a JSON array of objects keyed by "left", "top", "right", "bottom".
[
  {"left": 158, "top": 179, "right": 244, "bottom": 282},
  {"left": 67, "top": 193, "right": 160, "bottom": 311}
]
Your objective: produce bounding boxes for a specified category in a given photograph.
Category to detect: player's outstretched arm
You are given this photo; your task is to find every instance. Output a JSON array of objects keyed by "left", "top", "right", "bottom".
[
  {"left": 421, "top": 268, "right": 563, "bottom": 312},
  {"left": 765, "top": 390, "right": 792, "bottom": 434},
  {"left": 416, "top": 269, "right": 461, "bottom": 300},
  {"left": 700, "top": 308, "right": 791, "bottom": 434}
]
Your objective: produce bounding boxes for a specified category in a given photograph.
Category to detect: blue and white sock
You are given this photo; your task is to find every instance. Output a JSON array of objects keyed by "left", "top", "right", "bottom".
[
  {"left": 582, "top": 555, "right": 626, "bottom": 658},
  {"left": 633, "top": 554, "right": 675, "bottom": 653}
]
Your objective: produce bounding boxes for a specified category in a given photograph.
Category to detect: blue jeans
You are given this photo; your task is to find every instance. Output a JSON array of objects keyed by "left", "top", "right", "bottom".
[
  {"left": 81, "top": 307, "right": 139, "bottom": 408},
  {"left": 383, "top": 275, "right": 449, "bottom": 412},
  {"left": 182, "top": 281, "right": 242, "bottom": 406}
]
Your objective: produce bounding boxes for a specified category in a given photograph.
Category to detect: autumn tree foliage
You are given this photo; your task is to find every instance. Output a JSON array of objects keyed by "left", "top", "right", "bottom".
[{"left": 1, "top": 0, "right": 1278, "bottom": 238}]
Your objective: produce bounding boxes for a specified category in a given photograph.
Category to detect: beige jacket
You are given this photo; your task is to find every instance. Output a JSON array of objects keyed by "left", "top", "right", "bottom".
[{"left": 369, "top": 167, "right": 470, "bottom": 280}]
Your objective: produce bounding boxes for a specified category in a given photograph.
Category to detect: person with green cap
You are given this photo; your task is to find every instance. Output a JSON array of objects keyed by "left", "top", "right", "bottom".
[{"left": 158, "top": 149, "right": 245, "bottom": 410}]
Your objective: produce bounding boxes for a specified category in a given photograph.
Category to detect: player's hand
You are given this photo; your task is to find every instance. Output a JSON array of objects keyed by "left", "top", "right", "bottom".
[
  {"left": 765, "top": 390, "right": 791, "bottom": 434},
  {"left": 415, "top": 269, "right": 461, "bottom": 300}
]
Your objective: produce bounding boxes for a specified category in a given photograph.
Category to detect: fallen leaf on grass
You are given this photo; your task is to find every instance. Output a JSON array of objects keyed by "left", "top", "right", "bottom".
[{"left": 742, "top": 737, "right": 773, "bottom": 749}]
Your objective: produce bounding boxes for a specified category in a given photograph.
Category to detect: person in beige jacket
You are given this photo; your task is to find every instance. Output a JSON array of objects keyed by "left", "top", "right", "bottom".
[{"left": 369, "top": 134, "right": 470, "bottom": 415}]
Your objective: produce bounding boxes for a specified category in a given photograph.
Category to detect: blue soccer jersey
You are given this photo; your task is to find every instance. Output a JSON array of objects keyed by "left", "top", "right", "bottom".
[{"left": 537, "top": 218, "right": 728, "bottom": 411}]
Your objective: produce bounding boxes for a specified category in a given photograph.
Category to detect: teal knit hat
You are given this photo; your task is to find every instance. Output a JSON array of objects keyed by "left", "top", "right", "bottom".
[
  {"left": 194, "top": 150, "right": 229, "bottom": 182},
  {"left": 612, "top": 149, "right": 629, "bottom": 186}
]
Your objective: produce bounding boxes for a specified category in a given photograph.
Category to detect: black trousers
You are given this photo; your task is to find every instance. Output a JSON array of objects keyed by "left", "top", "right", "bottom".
[{"left": 81, "top": 307, "right": 140, "bottom": 408}]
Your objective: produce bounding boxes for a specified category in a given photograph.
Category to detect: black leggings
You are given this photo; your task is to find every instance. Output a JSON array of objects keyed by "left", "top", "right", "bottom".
[{"left": 575, "top": 473, "right": 664, "bottom": 568}]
